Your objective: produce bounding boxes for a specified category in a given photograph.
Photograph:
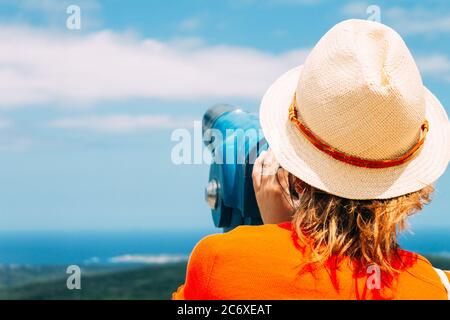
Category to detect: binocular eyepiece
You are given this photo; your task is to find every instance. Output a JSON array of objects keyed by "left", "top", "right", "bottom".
[{"left": 202, "top": 105, "right": 268, "bottom": 232}]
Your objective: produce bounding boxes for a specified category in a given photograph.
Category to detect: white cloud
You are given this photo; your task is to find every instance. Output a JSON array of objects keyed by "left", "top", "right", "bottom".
[
  {"left": 4, "top": 0, "right": 101, "bottom": 17},
  {"left": 109, "top": 254, "right": 188, "bottom": 265},
  {"left": 18, "top": 0, "right": 96, "bottom": 12},
  {"left": 416, "top": 54, "right": 450, "bottom": 75},
  {"left": 341, "top": 2, "right": 450, "bottom": 35},
  {"left": 268, "top": 0, "right": 323, "bottom": 4},
  {"left": 0, "top": 0, "right": 102, "bottom": 29},
  {"left": 178, "top": 18, "right": 201, "bottom": 31},
  {"left": 0, "top": 118, "right": 12, "bottom": 129},
  {"left": 0, "top": 136, "right": 34, "bottom": 151},
  {"left": 48, "top": 114, "right": 196, "bottom": 132},
  {"left": 416, "top": 54, "right": 450, "bottom": 84},
  {"left": 0, "top": 24, "right": 309, "bottom": 109},
  {"left": 340, "top": 1, "right": 368, "bottom": 16},
  {"left": 386, "top": 6, "right": 450, "bottom": 35},
  {"left": 231, "top": 0, "right": 324, "bottom": 6}
]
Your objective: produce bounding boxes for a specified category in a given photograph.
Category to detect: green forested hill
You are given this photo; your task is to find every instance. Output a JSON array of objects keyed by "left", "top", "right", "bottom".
[{"left": 0, "top": 263, "right": 187, "bottom": 300}]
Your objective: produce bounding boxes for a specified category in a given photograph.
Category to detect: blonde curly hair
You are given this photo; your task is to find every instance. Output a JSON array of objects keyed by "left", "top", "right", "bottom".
[{"left": 282, "top": 173, "right": 433, "bottom": 277}]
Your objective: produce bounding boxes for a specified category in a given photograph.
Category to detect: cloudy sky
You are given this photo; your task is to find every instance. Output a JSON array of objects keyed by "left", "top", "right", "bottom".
[{"left": 0, "top": 0, "right": 448, "bottom": 231}]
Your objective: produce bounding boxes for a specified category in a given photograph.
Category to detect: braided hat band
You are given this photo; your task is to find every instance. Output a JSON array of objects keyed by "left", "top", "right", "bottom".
[{"left": 288, "top": 93, "right": 429, "bottom": 169}]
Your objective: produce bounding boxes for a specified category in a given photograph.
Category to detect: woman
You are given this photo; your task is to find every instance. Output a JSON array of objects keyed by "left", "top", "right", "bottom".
[{"left": 173, "top": 19, "right": 450, "bottom": 299}]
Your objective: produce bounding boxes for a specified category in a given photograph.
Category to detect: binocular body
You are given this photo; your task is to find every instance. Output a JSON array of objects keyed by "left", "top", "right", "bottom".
[{"left": 203, "top": 105, "right": 268, "bottom": 232}]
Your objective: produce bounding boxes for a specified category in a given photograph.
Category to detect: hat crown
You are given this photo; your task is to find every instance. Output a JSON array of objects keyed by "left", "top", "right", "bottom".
[{"left": 297, "top": 19, "right": 426, "bottom": 161}]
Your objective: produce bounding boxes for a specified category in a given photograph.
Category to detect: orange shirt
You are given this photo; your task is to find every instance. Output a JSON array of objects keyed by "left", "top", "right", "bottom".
[{"left": 173, "top": 223, "right": 449, "bottom": 300}]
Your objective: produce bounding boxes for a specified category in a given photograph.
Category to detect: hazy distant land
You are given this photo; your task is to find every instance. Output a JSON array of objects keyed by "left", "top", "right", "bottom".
[{"left": 0, "top": 263, "right": 186, "bottom": 300}]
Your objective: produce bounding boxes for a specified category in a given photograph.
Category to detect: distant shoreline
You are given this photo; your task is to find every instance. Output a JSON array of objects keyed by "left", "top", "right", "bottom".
[{"left": 0, "top": 228, "right": 448, "bottom": 265}]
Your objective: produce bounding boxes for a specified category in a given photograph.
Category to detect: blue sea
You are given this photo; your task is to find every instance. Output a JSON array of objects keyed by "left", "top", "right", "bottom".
[{"left": 0, "top": 228, "right": 448, "bottom": 266}]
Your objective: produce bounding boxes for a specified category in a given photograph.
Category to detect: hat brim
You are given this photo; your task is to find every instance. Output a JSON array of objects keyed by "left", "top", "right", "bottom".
[{"left": 260, "top": 65, "right": 450, "bottom": 199}]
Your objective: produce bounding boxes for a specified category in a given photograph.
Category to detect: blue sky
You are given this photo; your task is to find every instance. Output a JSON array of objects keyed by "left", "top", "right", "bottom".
[{"left": 0, "top": 0, "right": 448, "bottom": 231}]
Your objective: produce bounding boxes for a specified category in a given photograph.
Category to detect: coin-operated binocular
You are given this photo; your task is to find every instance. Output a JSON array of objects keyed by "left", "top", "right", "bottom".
[{"left": 202, "top": 105, "right": 268, "bottom": 232}]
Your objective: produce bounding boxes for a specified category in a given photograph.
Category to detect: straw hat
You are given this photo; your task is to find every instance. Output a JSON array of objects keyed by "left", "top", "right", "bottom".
[{"left": 260, "top": 19, "right": 449, "bottom": 199}]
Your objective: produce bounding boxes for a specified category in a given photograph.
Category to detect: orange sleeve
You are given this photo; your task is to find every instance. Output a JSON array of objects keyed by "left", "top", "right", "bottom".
[{"left": 172, "top": 235, "right": 218, "bottom": 300}]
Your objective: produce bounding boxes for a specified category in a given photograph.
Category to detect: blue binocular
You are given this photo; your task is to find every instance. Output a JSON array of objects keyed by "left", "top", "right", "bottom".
[{"left": 202, "top": 105, "right": 268, "bottom": 232}]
